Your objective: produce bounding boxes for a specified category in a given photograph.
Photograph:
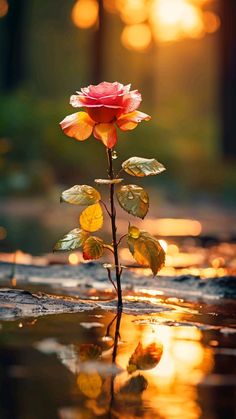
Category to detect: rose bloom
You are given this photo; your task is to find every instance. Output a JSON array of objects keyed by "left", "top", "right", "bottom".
[{"left": 60, "top": 81, "right": 151, "bottom": 148}]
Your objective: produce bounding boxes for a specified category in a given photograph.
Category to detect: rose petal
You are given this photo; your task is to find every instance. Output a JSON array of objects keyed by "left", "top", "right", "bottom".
[
  {"left": 71, "top": 94, "right": 122, "bottom": 109},
  {"left": 88, "top": 82, "right": 122, "bottom": 98},
  {"left": 70, "top": 83, "right": 144, "bottom": 117},
  {"left": 80, "top": 87, "right": 90, "bottom": 94},
  {"left": 87, "top": 106, "right": 120, "bottom": 123},
  {"left": 60, "top": 112, "right": 95, "bottom": 141},
  {"left": 70, "top": 94, "right": 98, "bottom": 107},
  {"left": 93, "top": 123, "right": 117, "bottom": 148},
  {"left": 122, "top": 90, "right": 142, "bottom": 113},
  {"left": 123, "top": 83, "right": 131, "bottom": 93},
  {"left": 116, "top": 111, "right": 151, "bottom": 131},
  {"left": 78, "top": 82, "right": 127, "bottom": 100}
]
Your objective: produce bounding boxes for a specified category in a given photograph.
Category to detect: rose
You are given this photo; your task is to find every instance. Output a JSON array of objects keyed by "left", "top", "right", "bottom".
[
  {"left": 70, "top": 82, "right": 142, "bottom": 122},
  {"left": 60, "top": 81, "right": 151, "bottom": 148}
]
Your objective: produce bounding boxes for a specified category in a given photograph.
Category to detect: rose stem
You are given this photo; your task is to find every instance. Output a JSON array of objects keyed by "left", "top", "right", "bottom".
[{"left": 106, "top": 148, "right": 123, "bottom": 309}]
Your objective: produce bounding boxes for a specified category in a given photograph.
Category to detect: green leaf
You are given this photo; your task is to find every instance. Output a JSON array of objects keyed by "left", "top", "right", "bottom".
[
  {"left": 127, "top": 228, "right": 165, "bottom": 276},
  {"left": 122, "top": 157, "right": 166, "bottom": 177},
  {"left": 53, "top": 228, "right": 88, "bottom": 252},
  {"left": 83, "top": 236, "right": 104, "bottom": 260},
  {"left": 117, "top": 185, "right": 149, "bottom": 219},
  {"left": 127, "top": 342, "right": 163, "bottom": 373},
  {"left": 61, "top": 185, "right": 101, "bottom": 205}
]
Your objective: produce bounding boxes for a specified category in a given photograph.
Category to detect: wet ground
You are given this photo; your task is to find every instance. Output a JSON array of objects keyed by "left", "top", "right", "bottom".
[
  {"left": 0, "top": 272, "right": 236, "bottom": 419},
  {"left": 0, "top": 203, "right": 236, "bottom": 418}
]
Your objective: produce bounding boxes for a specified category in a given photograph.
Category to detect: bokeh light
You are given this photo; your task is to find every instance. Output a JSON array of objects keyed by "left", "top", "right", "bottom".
[
  {"left": 203, "top": 11, "right": 221, "bottom": 34},
  {"left": 142, "top": 218, "right": 202, "bottom": 236},
  {"left": 68, "top": 253, "right": 79, "bottom": 265},
  {"left": 150, "top": 0, "right": 205, "bottom": 43},
  {"left": 0, "top": 0, "right": 8, "bottom": 18},
  {"left": 121, "top": 23, "right": 152, "bottom": 51},
  {"left": 119, "top": 0, "right": 148, "bottom": 24},
  {"left": 71, "top": 0, "right": 98, "bottom": 29},
  {"left": 0, "top": 227, "right": 7, "bottom": 240},
  {"left": 103, "top": 0, "right": 117, "bottom": 14},
  {"left": 72, "top": 0, "right": 221, "bottom": 50}
]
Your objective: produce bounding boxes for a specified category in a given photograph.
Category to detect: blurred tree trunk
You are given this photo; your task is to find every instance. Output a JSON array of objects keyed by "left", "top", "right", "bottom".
[
  {"left": 220, "top": 0, "right": 236, "bottom": 159},
  {"left": 2, "top": 0, "right": 28, "bottom": 91},
  {"left": 92, "top": 0, "right": 106, "bottom": 84},
  {"left": 142, "top": 43, "right": 158, "bottom": 110}
]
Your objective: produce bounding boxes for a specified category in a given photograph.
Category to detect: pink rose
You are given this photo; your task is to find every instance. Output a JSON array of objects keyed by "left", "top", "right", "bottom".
[{"left": 60, "top": 81, "right": 151, "bottom": 148}]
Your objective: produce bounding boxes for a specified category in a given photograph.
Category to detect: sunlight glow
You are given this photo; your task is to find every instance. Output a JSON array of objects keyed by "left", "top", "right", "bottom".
[
  {"left": 211, "top": 257, "right": 225, "bottom": 268},
  {"left": 167, "top": 244, "right": 179, "bottom": 255},
  {"left": 103, "top": 0, "right": 117, "bottom": 13},
  {"left": 203, "top": 11, "right": 221, "bottom": 34},
  {"left": 159, "top": 239, "right": 168, "bottom": 253},
  {"left": 121, "top": 23, "right": 152, "bottom": 51},
  {"left": 73, "top": 0, "right": 220, "bottom": 49},
  {"left": 71, "top": 0, "right": 98, "bottom": 29},
  {"left": 140, "top": 324, "right": 213, "bottom": 387},
  {"left": 150, "top": 0, "right": 205, "bottom": 42},
  {"left": 119, "top": 0, "right": 148, "bottom": 24},
  {"left": 142, "top": 218, "right": 202, "bottom": 236},
  {"left": 14, "top": 250, "right": 32, "bottom": 265}
]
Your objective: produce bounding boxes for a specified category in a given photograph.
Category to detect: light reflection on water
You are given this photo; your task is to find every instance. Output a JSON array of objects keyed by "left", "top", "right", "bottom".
[{"left": 0, "top": 306, "right": 235, "bottom": 419}]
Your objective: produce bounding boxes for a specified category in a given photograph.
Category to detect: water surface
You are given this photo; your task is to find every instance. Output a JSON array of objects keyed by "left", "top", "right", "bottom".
[{"left": 0, "top": 300, "right": 236, "bottom": 419}]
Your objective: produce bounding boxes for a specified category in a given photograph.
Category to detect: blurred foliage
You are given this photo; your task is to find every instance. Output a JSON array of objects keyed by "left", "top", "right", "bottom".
[{"left": 0, "top": 0, "right": 236, "bottom": 202}]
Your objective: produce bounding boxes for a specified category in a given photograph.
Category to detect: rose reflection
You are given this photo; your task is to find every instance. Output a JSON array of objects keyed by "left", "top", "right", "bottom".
[
  {"left": 76, "top": 311, "right": 162, "bottom": 417},
  {"left": 57, "top": 310, "right": 214, "bottom": 419}
]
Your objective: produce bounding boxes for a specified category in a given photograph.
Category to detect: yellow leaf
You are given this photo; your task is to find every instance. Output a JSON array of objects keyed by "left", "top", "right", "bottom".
[
  {"left": 127, "top": 225, "right": 140, "bottom": 256},
  {"left": 77, "top": 372, "right": 102, "bottom": 398},
  {"left": 79, "top": 203, "right": 103, "bottom": 232},
  {"left": 127, "top": 229, "right": 165, "bottom": 276},
  {"left": 128, "top": 225, "right": 141, "bottom": 239}
]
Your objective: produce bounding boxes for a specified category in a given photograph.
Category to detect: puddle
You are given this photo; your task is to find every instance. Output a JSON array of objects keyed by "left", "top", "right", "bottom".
[{"left": 0, "top": 302, "right": 236, "bottom": 419}]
